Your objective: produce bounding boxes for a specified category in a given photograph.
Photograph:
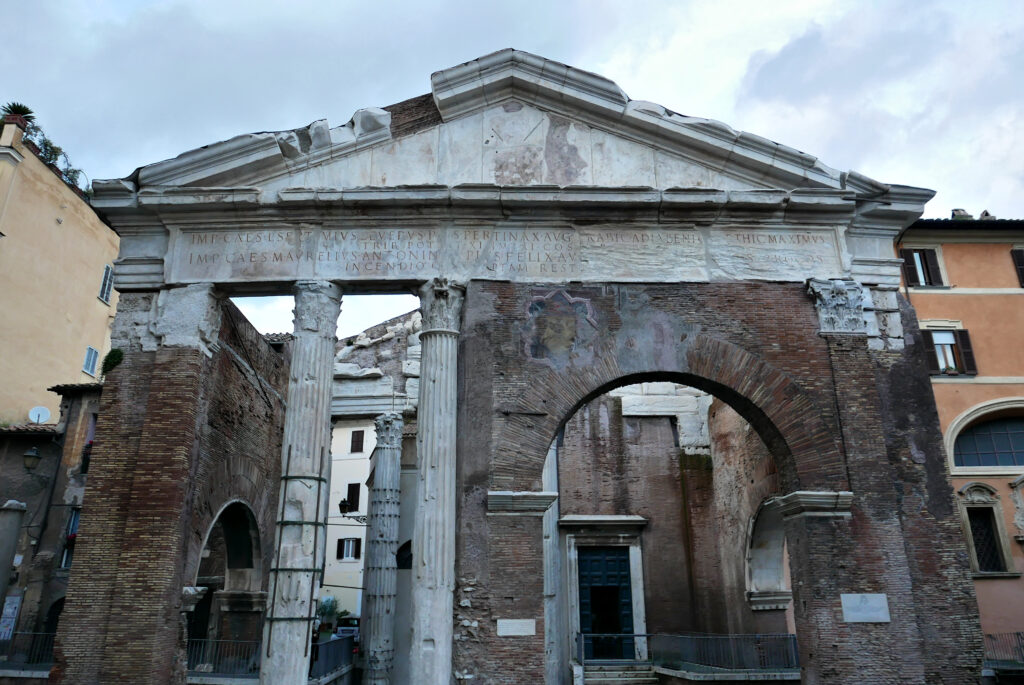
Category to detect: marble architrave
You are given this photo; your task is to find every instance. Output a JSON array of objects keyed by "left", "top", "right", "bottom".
[
  {"left": 260, "top": 281, "right": 342, "bottom": 685},
  {"left": 164, "top": 220, "right": 845, "bottom": 286}
]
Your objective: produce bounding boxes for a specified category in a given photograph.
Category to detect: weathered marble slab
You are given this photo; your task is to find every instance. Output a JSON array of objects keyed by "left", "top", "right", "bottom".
[
  {"left": 840, "top": 593, "right": 891, "bottom": 623},
  {"left": 165, "top": 224, "right": 843, "bottom": 285}
]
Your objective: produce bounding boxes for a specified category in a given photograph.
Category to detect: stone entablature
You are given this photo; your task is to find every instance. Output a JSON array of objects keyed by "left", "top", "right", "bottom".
[{"left": 97, "top": 185, "right": 922, "bottom": 291}]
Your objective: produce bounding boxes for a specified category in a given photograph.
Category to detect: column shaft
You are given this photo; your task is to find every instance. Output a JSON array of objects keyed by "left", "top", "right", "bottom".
[
  {"left": 409, "top": 279, "right": 464, "bottom": 685},
  {"left": 364, "top": 413, "right": 404, "bottom": 684},
  {"left": 261, "top": 281, "right": 341, "bottom": 685}
]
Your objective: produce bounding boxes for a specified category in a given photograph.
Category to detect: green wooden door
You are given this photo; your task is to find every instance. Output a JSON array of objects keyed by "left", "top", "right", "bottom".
[{"left": 578, "top": 546, "right": 634, "bottom": 660}]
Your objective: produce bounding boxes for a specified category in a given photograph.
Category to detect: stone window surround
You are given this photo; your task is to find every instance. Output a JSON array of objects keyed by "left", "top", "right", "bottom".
[
  {"left": 945, "top": 398, "right": 1024, "bottom": 477},
  {"left": 561, "top": 516, "right": 649, "bottom": 662},
  {"left": 899, "top": 242, "right": 950, "bottom": 289},
  {"left": 956, "top": 482, "right": 1020, "bottom": 578}
]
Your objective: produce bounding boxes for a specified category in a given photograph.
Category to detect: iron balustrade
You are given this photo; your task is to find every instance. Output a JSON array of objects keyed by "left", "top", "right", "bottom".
[
  {"left": 575, "top": 632, "right": 800, "bottom": 671},
  {"left": 984, "top": 632, "right": 1024, "bottom": 670},
  {"left": 0, "top": 632, "right": 55, "bottom": 669},
  {"left": 186, "top": 639, "right": 260, "bottom": 677},
  {"left": 308, "top": 635, "right": 355, "bottom": 678}
]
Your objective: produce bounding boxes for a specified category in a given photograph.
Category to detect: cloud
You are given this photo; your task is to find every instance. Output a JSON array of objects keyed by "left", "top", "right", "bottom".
[{"left": 734, "top": 1, "right": 1024, "bottom": 216}]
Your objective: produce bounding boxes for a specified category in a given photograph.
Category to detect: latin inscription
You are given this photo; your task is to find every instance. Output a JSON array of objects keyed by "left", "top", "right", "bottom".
[{"left": 168, "top": 225, "right": 841, "bottom": 284}]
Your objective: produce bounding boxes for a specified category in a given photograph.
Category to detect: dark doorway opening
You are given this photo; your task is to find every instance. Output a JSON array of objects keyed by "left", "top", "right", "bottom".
[{"left": 579, "top": 547, "right": 634, "bottom": 660}]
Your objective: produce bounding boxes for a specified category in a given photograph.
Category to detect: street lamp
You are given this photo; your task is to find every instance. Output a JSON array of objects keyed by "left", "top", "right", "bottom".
[{"left": 22, "top": 446, "right": 41, "bottom": 470}]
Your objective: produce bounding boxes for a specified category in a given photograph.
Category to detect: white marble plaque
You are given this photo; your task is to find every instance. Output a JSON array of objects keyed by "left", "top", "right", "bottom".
[
  {"left": 496, "top": 618, "right": 536, "bottom": 636},
  {"left": 579, "top": 227, "right": 706, "bottom": 281},
  {"left": 840, "top": 593, "right": 890, "bottom": 623},
  {"left": 707, "top": 227, "right": 841, "bottom": 281}
]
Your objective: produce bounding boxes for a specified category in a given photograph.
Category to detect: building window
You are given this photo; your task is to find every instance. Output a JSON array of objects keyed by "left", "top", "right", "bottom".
[
  {"left": 899, "top": 248, "right": 944, "bottom": 286},
  {"left": 83, "top": 346, "right": 99, "bottom": 376},
  {"left": 958, "top": 483, "right": 1015, "bottom": 575},
  {"left": 955, "top": 417, "right": 1024, "bottom": 468},
  {"left": 350, "top": 429, "right": 365, "bottom": 453},
  {"left": 98, "top": 265, "right": 114, "bottom": 304},
  {"left": 61, "top": 508, "right": 81, "bottom": 568},
  {"left": 923, "top": 330, "right": 976, "bottom": 375},
  {"left": 340, "top": 483, "right": 361, "bottom": 514},
  {"left": 337, "top": 537, "right": 361, "bottom": 560},
  {"left": 1012, "top": 249, "right": 1024, "bottom": 287}
]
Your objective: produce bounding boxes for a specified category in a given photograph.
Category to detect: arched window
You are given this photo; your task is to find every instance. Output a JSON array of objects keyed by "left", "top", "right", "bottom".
[{"left": 954, "top": 417, "right": 1024, "bottom": 468}]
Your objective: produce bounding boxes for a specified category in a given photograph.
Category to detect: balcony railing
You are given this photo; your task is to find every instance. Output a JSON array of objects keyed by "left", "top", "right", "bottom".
[
  {"left": 309, "top": 635, "right": 355, "bottom": 678},
  {"left": 0, "top": 632, "right": 55, "bottom": 670},
  {"left": 186, "top": 639, "right": 260, "bottom": 677},
  {"left": 984, "top": 632, "right": 1024, "bottom": 671},
  {"left": 575, "top": 632, "right": 800, "bottom": 672}
]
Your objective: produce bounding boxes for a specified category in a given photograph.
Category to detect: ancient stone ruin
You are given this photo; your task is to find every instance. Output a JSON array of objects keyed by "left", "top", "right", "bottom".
[{"left": 53, "top": 50, "right": 981, "bottom": 684}]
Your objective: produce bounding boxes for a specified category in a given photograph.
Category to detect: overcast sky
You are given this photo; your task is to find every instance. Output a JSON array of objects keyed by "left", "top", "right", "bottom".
[{"left": 6, "top": 0, "right": 1022, "bottom": 334}]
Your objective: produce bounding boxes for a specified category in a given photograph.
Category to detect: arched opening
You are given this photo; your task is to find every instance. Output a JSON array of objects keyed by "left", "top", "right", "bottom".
[
  {"left": 746, "top": 500, "right": 795, "bottom": 632},
  {"left": 545, "top": 377, "right": 797, "bottom": 676},
  {"left": 188, "top": 501, "right": 264, "bottom": 646}
]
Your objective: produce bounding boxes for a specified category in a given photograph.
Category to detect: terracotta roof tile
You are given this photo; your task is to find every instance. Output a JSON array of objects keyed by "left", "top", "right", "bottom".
[{"left": 0, "top": 424, "right": 59, "bottom": 435}]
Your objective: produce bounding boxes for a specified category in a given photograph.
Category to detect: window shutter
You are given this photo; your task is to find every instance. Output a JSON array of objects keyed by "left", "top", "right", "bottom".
[
  {"left": 336, "top": 539, "right": 344, "bottom": 560},
  {"left": 353, "top": 538, "right": 361, "bottom": 559},
  {"left": 1011, "top": 249, "right": 1024, "bottom": 287},
  {"left": 347, "top": 483, "right": 360, "bottom": 512},
  {"left": 922, "top": 331, "right": 940, "bottom": 374},
  {"left": 899, "top": 249, "right": 920, "bottom": 286},
  {"left": 923, "top": 249, "right": 943, "bottom": 286},
  {"left": 99, "top": 265, "right": 114, "bottom": 303},
  {"left": 955, "top": 330, "right": 977, "bottom": 375}
]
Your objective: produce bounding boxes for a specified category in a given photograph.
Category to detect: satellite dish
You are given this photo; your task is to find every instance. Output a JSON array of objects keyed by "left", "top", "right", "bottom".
[{"left": 28, "top": 406, "right": 50, "bottom": 424}]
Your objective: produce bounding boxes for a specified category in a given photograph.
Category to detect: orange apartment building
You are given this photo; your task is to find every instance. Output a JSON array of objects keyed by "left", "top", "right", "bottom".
[{"left": 898, "top": 214, "right": 1024, "bottom": 657}]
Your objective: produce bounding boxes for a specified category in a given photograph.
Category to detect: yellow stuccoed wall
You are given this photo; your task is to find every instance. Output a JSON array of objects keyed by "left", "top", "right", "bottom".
[{"left": 0, "top": 121, "right": 119, "bottom": 424}]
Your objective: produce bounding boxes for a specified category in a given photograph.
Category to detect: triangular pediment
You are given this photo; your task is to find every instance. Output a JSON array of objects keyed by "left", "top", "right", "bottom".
[{"left": 118, "top": 49, "right": 886, "bottom": 196}]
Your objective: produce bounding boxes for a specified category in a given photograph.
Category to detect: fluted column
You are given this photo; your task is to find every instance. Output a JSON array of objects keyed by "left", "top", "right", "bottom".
[
  {"left": 409, "top": 278, "right": 465, "bottom": 685},
  {"left": 364, "top": 412, "right": 404, "bottom": 684},
  {"left": 260, "top": 281, "right": 342, "bottom": 685}
]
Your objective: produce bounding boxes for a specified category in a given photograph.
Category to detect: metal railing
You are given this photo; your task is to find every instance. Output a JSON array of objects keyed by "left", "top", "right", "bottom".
[
  {"left": 186, "top": 639, "right": 260, "bottom": 677},
  {"left": 575, "top": 632, "right": 799, "bottom": 671},
  {"left": 309, "top": 635, "right": 354, "bottom": 678},
  {"left": 984, "top": 632, "right": 1024, "bottom": 670},
  {"left": 0, "top": 632, "right": 56, "bottom": 669}
]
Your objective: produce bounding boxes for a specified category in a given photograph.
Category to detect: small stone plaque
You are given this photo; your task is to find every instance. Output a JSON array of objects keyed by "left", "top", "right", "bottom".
[
  {"left": 840, "top": 593, "right": 890, "bottom": 623},
  {"left": 496, "top": 618, "right": 536, "bottom": 636}
]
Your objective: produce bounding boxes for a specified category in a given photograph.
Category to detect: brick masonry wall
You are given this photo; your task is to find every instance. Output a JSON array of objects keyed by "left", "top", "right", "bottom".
[
  {"left": 51, "top": 297, "right": 287, "bottom": 684},
  {"left": 455, "top": 281, "right": 982, "bottom": 684},
  {"left": 558, "top": 395, "right": 697, "bottom": 634}
]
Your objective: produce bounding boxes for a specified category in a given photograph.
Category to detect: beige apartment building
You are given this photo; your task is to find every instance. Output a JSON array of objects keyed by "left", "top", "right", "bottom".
[{"left": 0, "top": 115, "right": 119, "bottom": 425}]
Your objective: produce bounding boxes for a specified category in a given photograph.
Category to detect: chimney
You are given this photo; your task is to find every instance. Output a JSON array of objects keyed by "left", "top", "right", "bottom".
[{"left": 0, "top": 114, "right": 27, "bottom": 147}]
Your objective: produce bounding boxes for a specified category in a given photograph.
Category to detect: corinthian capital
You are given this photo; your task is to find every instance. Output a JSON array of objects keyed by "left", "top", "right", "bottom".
[
  {"left": 293, "top": 281, "right": 343, "bottom": 335},
  {"left": 419, "top": 278, "right": 465, "bottom": 333},
  {"left": 806, "top": 278, "right": 866, "bottom": 334},
  {"left": 374, "top": 412, "right": 405, "bottom": 449}
]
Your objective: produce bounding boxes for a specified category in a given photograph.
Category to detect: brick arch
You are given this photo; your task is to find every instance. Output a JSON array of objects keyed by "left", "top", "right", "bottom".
[
  {"left": 492, "top": 333, "right": 846, "bottom": 493},
  {"left": 184, "top": 453, "right": 278, "bottom": 591}
]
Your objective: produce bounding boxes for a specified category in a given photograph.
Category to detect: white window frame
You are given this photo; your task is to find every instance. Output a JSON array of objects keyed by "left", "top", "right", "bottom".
[
  {"left": 945, "top": 399, "right": 1024, "bottom": 476},
  {"left": 83, "top": 346, "right": 99, "bottom": 376},
  {"left": 98, "top": 264, "right": 114, "bottom": 304},
  {"left": 339, "top": 537, "right": 360, "bottom": 561}
]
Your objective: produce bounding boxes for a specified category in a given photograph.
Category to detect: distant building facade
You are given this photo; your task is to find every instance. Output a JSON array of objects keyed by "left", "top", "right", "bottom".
[
  {"left": 0, "top": 116, "right": 119, "bottom": 425},
  {"left": 898, "top": 216, "right": 1024, "bottom": 658},
  {"left": 0, "top": 383, "right": 99, "bottom": 665}
]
